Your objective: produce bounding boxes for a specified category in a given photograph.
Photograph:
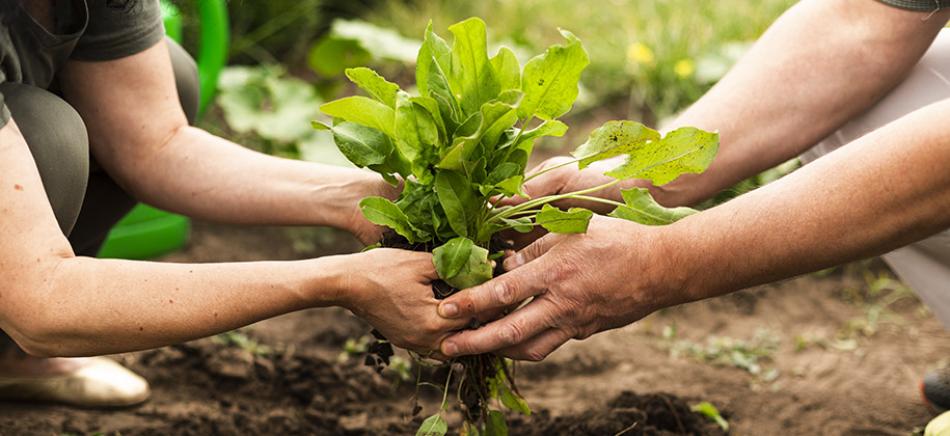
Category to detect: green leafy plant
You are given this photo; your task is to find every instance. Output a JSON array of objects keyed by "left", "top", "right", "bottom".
[{"left": 314, "top": 17, "right": 718, "bottom": 435}]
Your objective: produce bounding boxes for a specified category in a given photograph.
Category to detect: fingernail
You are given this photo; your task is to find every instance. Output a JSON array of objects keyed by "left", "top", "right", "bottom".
[
  {"left": 442, "top": 341, "right": 459, "bottom": 356},
  {"left": 440, "top": 302, "right": 459, "bottom": 318}
]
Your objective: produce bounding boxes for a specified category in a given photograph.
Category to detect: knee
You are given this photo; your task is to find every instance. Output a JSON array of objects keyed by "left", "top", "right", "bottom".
[
  {"left": 166, "top": 37, "right": 200, "bottom": 124},
  {"left": 0, "top": 84, "right": 89, "bottom": 235}
]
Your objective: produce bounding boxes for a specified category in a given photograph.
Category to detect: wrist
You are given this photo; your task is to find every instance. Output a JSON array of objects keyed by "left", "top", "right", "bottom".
[
  {"left": 306, "top": 168, "right": 388, "bottom": 230},
  {"left": 642, "top": 219, "right": 704, "bottom": 308},
  {"left": 303, "top": 254, "right": 360, "bottom": 308},
  {"left": 652, "top": 213, "right": 726, "bottom": 305}
]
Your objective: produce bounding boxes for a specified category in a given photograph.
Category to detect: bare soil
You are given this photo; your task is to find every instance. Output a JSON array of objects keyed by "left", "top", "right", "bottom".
[{"left": 1, "top": 222, "right": 947, "bottom": 435}]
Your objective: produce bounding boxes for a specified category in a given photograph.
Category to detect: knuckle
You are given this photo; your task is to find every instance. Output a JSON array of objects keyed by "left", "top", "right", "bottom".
[
  {"left": 500, "top": 322, "right": 526, "bottom": 345},
  {"left": 524, "top": 348, "right": 549, "bottom": 362},
  {"left": 491, "top": 281, "right": 518, "bottom": 306}
]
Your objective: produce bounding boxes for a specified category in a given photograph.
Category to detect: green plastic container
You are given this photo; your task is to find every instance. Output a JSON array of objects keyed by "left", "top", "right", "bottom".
[{"left": 97, "top": 1, "right": 229, "bottom": 260}]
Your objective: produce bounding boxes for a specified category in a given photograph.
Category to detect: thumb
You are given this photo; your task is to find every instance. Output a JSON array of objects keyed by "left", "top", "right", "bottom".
[
  {"left": 503, "top": 232, "right": 565, "bottom": 271},
  {"left": 437, "top": 259, "right": 549, "bottom": 320}
]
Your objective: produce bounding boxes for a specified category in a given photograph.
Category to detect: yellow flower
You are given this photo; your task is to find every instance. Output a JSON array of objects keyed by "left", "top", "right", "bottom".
[
  {"left": 674, "top": 59, "right": 695, "bottom": 78},
  {"left": 627, "top": 42, "right": 655, "bottom": 65}
]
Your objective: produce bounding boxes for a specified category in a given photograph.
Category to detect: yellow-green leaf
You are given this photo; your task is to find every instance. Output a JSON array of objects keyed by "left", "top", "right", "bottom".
[
  {"left": 572, "top": 120, "right": 660, "bottom": 169},
  {"left": 320, "top": 96, "right": 396, "bottom": 138},
  {"left": 344, "top": 67, "right": 400, "bottom": 107},
  {"left": 517, "top": 29, "right": 589, "bottom": 120},
  {"left": 448, "top": 17, "right": 501, "bottom": 115},
  {"left": 416, "top": 414, "right": 448, "bottom": 436},
  {"left": 609, "top": 188, "right": 697, "bottom": 225},
  {"left": 606, "top": 126, "right": 719, "bottom": 186},
  {"left": 535, "top": 204, "right": 593, "bottom": 234}
]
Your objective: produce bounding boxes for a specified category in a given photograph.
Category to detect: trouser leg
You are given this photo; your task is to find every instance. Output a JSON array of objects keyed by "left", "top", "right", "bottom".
[{"left": 801, "top": 29, "right": 950, "bottom": 327}]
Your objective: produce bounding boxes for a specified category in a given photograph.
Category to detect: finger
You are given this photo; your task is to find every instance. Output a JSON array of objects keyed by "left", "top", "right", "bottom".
[
  {"left": 440, "top": 297, "right": 556, "bottom": 357},
  {"left": 410, "top": 252, "right": 440, "bottom": 281},
  {"left": 437, "top": 259, "right": 549, "bottom": 319},
  {"left": 474, "top": 301, "right": 521, "bottom": 324},
  {"left": 499, "top": 328, "right": 572, "bottom": 362},
  {"left": 503, "top": 232, "right": 566, "bottom": 271}
]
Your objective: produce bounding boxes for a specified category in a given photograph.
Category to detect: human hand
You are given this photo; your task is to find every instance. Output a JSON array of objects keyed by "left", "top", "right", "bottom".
[
  {"left": 345, "top": 175, "right": 402, "bottom": 245},
  {"left": 338, "top": 248, "right": 468, "bottom": 353},
  {"left": 436, "top": 215, "right": 688, "bottom": 361}
]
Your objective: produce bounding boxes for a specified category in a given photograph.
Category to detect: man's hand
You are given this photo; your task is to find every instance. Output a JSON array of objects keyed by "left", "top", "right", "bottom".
[
  {"left": 436, "top": 216, "right": 684, "bottom": 361},
  {"left": 341, "top": 248, "right": 469, "bottom": 352}
]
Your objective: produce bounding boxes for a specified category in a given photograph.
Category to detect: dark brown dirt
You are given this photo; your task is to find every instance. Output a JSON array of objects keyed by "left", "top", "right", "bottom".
[
  {"left": 511, "top": 391, "right": 727, "bottom": 436},
  {"left": 1, "top": 222, "right": 947, "bottom": 435}
]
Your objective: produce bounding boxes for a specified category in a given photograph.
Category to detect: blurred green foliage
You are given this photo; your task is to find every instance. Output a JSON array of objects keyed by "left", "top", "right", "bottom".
[
  {"left": 165, "top": 0, "right": 380, "bottom": 66},
  {"left": 364, "top": 0, "right": 795, "bottom": 119}
]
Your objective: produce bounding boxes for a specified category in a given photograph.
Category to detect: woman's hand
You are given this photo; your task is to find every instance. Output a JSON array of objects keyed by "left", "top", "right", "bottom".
[
  {"left": 338, "top": 248, "right": 469, "bottom": 352},
  {"left": 344, "top": 175, "right": 402, "bottom": 246}
]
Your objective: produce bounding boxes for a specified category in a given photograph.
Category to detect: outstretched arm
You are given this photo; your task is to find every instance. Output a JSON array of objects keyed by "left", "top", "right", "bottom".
[
  {"left": 59, "top": 40, "right": 395, "bottom": 244},
  {"left": 522, "top": 0, "right": 950, "bottom": 211},
  {"left": 437, "top": 98, "right": 950, "bottom": 360},
  {"left": 0, "top": 121, "right": 462, "bottom": 358}
]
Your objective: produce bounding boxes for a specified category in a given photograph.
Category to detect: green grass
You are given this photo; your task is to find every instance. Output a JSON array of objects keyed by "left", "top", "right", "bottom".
[{"left": 364, "top": 0, "right": 796, "bottom": 118}]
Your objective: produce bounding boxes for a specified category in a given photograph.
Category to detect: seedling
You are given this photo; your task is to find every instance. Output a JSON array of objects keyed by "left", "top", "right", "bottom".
[{"left": 315, "top": 17, "right": 718, "bottom": 435}]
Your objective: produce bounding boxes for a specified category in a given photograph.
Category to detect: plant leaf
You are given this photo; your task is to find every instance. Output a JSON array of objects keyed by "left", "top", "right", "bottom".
[
  {"left": 443, "top": 243, "right": 493, "bottom": 290},
  {"left": 608, "top": 188, "right": 697, "bottom": 225},
  {"left": 448, "top": 17, "right": 501, "bottom": 115},
  {"left": 320, "top": 96, "right": 396, "bottom": 138},
  {"left": 535, "top": 204, "right": 593, "bottom": 234},
  {"left": 484, "top": 410, "right": 509, "bottom": 436},
  {"left": 359, "top": 197, "right": 418, "bottom": 243},
  {"left": 517, "top": 29, "right": 589, "bottom": 121},
  {"left": 314, "top": 121, "right": 392, "bottom": 168},
  {"left": 499, "top": 384, "right": 531, "bottom": 416},
  {"left": 395, "top": 92, "right": 439, "bottom": 175},
  {"left": 572, "top": 120, "right": 661, "bottom": 169},
  {"left": 492, "top": 47, "right": 521, "bottom": 92},
  {"left": 416, "top": 21, "right": 453, "bottom": 98},
  {"left": 500, "top": 217, "right": 533, "bottom": 233},
  {"left": 439, "top": 103, "right": 516, "bottom": 171},
  {"left": 416, "top": 414, "right": 448, "bottom": 436},
  {"left": 691, "top": 401, "right": 729, "bottom": 432},
  {"left": 411, "top": 96, "right": 448, "bottom": 143},
  {"left": 606, "top": 126, "right": 719, "bottom": 186},
  {"left": 434, "top": 170, "right": 478, "bottom": 237},
  {"left": 432, "top": 237, "right": 475, "bottom": 281},
  {"left": 344, "top": 67, "right": 400, "bottom": 108}
]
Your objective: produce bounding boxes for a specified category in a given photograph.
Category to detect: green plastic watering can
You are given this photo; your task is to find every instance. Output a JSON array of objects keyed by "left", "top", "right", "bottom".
[{"left": 97, "top": 0, "right": 229, "bottom": 260}]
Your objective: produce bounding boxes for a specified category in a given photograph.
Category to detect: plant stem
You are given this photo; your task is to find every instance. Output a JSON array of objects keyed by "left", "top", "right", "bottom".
[
  {"left": 440, "top": 362, "right": 454, "bottom": 410},
  {"left": 522, "top": 157, "right": 583, "bottom": 183},
  {"left": 487, "top": 179, "right": 621, "bottom": 223},
  {"left": 567, "top": 195, "right": 625, "bottom": 208}
]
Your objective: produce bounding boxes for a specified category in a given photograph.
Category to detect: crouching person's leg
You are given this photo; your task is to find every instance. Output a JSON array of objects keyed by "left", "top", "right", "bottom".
[
  {"left": 0, "top": 83, "right": 150, "bottom": 407},
  {"left": 0, "top": 39, "right": 199, "bottom": 408}
]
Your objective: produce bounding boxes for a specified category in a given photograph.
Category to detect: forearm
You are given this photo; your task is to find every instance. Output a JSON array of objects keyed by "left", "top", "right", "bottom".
[
  {"left": 654, "top": 0, "right": 949, "bottom": 206},
  {"left": 667, "top": 99, "right": 950, "bottom": 302},
  {"left": 120, "top": 126, "right": 386, "bottom": 227},
  {"left": 4, "top": 254, "right": 350, "bottom": 357}
]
